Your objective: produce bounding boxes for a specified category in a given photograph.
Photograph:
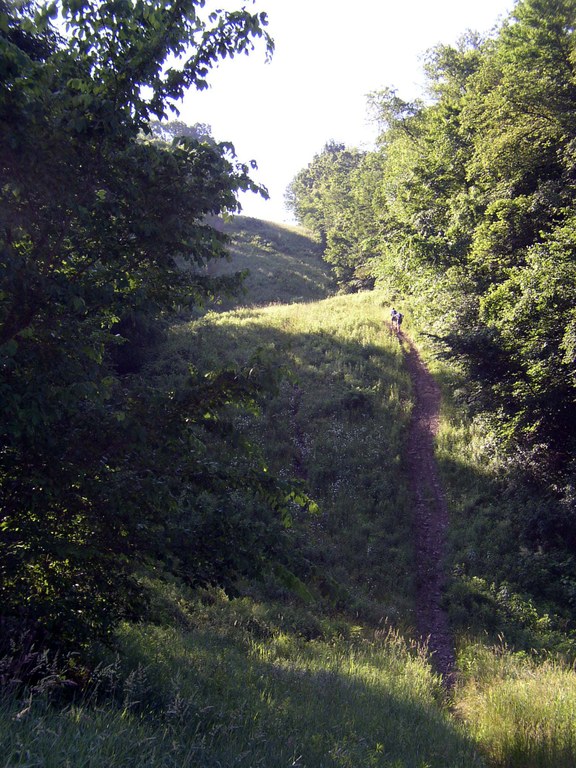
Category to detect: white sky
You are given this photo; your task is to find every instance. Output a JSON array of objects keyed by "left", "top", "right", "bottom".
[{"left": 179, "top": 0, "right": 516, "bottom": 223}]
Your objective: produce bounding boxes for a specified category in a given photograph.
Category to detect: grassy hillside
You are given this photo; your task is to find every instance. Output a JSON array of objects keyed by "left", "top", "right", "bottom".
[
  {"left": 207, "top": 216, "right": 335, "bottom": 307},
  {"left": 169, "top": 289, "right": 414, "bottom": 622},
  {"left": 3, "top": 218, "right": 576, "bottom": 768}
]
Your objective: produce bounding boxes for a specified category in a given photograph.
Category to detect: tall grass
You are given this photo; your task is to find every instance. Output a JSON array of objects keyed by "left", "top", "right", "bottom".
[
  {"left": 166, "top": 289, "right": 415, "bottom": 620},
  {"left": 455, "top": 643, "right": 576, "bottom": 768},
  {"left": 6, "top": 218, "right": 576, "bottom": 768},
  {"left": 1, "top": 586, "right": 485, "bottom": 768}
]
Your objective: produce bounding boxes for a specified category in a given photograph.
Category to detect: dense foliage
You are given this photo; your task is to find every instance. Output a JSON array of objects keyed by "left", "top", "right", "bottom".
[
  {"left": 0, "top": 0, "right": 307, "bottom": 652},
  {"left": 288, "top": 0, "right": 576, "bottom": 477},
  {"left": 285, "top": 141, "right": 375, "bottom": 288},
  {"left": 287, "top": 0, "right": 576, "bottom": 619}
]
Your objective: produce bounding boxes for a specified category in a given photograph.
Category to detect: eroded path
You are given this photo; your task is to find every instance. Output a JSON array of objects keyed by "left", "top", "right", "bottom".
[{"left": 400, "top": 331, "right": 456, "bottom": 685}]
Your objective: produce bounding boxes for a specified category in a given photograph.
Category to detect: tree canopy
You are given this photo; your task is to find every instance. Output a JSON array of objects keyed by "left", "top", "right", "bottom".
[
  {"left": 0, "top": 0, "right": 309, "bottom": 652},
  {"left": 289, "top": 0, "right": 576, "bottom": 456}
]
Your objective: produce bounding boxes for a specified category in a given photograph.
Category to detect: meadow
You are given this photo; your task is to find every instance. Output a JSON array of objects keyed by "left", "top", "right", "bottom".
[{"left": 2, "top": 217, "right": 576, "bottom": 768}]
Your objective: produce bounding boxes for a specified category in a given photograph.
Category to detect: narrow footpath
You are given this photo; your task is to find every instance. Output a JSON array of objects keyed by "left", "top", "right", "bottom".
[{"left": 400, "top": 331, "right": 456, "bottom": 686}]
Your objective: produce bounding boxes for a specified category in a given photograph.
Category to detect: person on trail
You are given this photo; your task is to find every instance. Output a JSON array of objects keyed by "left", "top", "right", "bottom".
[{"left": 391, "top": 307, "right": 404, "bottom": 332}]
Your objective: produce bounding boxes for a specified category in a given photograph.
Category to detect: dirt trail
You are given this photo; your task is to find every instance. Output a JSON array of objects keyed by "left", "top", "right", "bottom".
[{"left": 398, "top": 330, "right": 456, "bottom": 686}]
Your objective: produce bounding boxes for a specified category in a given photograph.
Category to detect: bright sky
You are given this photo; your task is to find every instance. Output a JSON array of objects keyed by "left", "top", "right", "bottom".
[{"left": 179, "top": 0, "right": 516, "bottom": 223}]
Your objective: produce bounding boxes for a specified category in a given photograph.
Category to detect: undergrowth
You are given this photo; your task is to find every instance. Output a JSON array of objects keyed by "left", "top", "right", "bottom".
[
  {"left": 401, "top": 298, "right": 576, "bottom": 767},
  {"left": 401, "top": 299, "right": 576, "bottom": 656}
]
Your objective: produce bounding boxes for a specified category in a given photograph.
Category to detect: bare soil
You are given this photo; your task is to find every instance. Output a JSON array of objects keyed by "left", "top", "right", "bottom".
[{"left": 398, "top": 329, "right": 456, "bottom": 686}]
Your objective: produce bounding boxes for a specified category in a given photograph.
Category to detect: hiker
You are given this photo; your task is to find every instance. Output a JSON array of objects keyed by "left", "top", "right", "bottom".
[{"left": 391, "top": 308, "right": 404, "bottom": 332}]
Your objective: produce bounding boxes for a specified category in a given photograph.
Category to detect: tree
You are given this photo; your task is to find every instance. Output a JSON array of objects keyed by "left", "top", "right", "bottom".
[
  {"left": 289, "top": 0, "right": 576, "bottom": 474},
  {"left": 283, "top": 0, "right": 576, "bottom": 629},
  {"left": 366, "top": 1, "right": 576, "bottom": 467},
  {"left": 286, "top": 141, "right": 371, "bottom": 287},
  {"left": 285, "top": 140, "right": 346, "bottom": 241},
  {"left": 147, "top": 119, "right": 215, "bottom": 144},
  {"left": 442, "top": 0, "right": 576, "bottom": 449},
  {"left": 0, "top": 0, "right": 299, "bottom": 652},
  {"left": 461, "top": 0, "right": 576, "bottom": 280}
]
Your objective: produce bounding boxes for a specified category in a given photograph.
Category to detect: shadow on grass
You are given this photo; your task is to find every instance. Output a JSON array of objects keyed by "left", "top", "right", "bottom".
[
  {"left": 163, "top": 296, "right": 576, "bottom": 655},
  {"left": 1, "top": 615, "right": 486, "bottom": 767},
  {"left": 393, "top": 341, "right": 576, "bottom": 655},
  {"left": 157, "top": 300, "right": 414, "bottom": 621},
  {"left": 117, "top": 621, "right": 486, "bottom": 768},
  {"left": 439, "top": 451, "right": 576, "bottom": 654}
]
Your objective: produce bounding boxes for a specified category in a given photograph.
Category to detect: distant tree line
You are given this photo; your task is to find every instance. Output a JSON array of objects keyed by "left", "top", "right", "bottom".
[{"left": 287, "top": 0, "right": 576, "bottom": 605}]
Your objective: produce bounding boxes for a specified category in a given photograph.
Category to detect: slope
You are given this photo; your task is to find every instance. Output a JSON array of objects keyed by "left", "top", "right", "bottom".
[
  {"left": 4, "top": 217, "right": 576, "bottom": 768},
  {"left": 206, "top": 216, "right": 456, "bottom": 680},
  {"left": 207, "top": 215, "right": 336, "bottom": 306}
]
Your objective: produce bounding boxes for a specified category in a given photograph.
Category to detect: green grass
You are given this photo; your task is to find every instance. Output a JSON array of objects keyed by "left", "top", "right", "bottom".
[
  {"left": 455, "top": 643, "right": 576, "bottom": 768},
  {"left": 1, "top": 586, "right": 484, "bottom": 768},
  {"left": 397, "top": 296, "right": 576, "bottom": 767},
  {"left": 164, "top": 289, "right": 414, "bottom": 622},
  {"left": 6, "top": 591, "right": 576, "bottom": 768},
  {"left": 207, "top": 215, "right": 335, "bottom": 307},
  {"left": 391, "top": 295, "right": 568, "bottom": 641},
  {"left": 4, "top": 217, "right": 576, "bottom": 768}
]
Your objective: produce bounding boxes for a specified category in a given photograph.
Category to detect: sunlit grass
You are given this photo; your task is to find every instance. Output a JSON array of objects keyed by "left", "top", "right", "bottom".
[
  {"left": 7, "top": 217, "right": 576, "bottom": 768},
  {"left": 454, "top": 643, "right": 576, "bottom": 768},
  {"left": 166, "top": 290, "right": 415, "bottom": 620},
  {"left": 208, "top": 215, "right": 335, "bottom": 307},
  {"left": 401, "top": 303, "right": 571, "bottom": 643}
]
